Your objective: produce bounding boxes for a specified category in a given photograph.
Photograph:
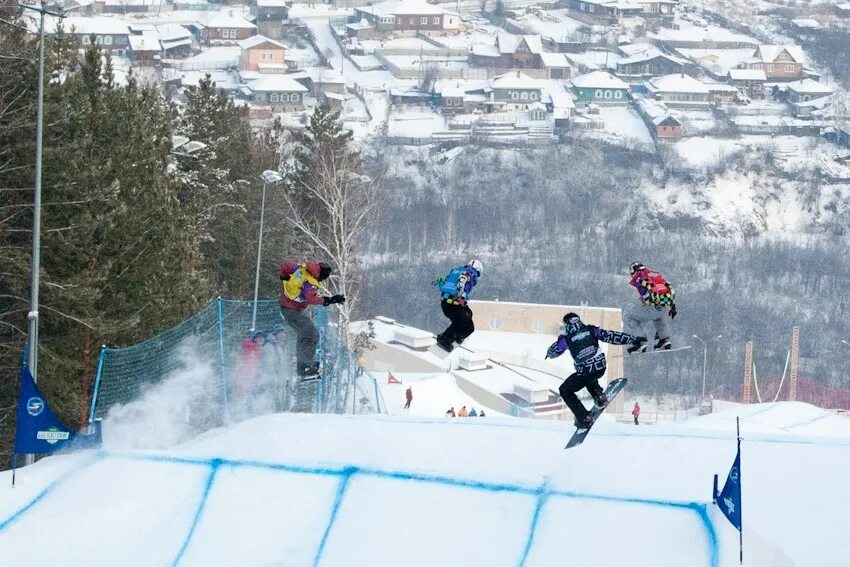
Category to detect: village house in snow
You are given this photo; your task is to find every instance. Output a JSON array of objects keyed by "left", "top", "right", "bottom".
[
  {"left": 48, "top": 16, "right": 130, "bottom": 54},
  {"left": 469, "top": 34, "right": 571, "bottom": 79},
  {"left": 783, "top": 79, "right": 833, "bottom": 118},
  {"left": 246, "top": 75, "right": 308, "bottom": 116},
  {"left": 349, "top": 0, "right": 461, "bottom": 39},
  {"left": 748, "top": 45, "right": 804, "bottom": 81},
  {"left": 636, "top": 99, "right": 683, "bottom": 139},
  {"left": 615, "top": 44, "right": 686, "bottom": 80},
  {"left": 204, "top": 12, "right": 257, "bottom": 42},
  {"left": 487, "top": 72, "right": 545, "bottom": 111},
  {"left": 568, "top": 0, "right": 643, "bottom": 24},
  {"left": 570, "top": 71, "right": 630, "bottom": 106},
  {"left": 239, "top": 35, "right": 287, "bottom": 74},
  {"left": 728, "top": 68, "right": 766, "bottom": 99},
  {"left": 646, "top": 74, "right": 710, "bottom": 107}
]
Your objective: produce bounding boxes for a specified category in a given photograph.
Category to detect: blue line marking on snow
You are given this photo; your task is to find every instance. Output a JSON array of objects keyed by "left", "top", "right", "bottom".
[
  {"left": 0, "top": 454, "right": 103, "bottom": 533},
  {"left": 2, "top": 451, "right": 723, "bottom": 567},
  {"left": 517, "top": 479, "right": 550, "bottom": 567},
  {"left": 693, "top": 503, "right": 719, "bottom": 567},
  {"left": 312, "top": 466, "right": 356, "bottom": 567},
  {"left": 781, "top": 413, "right": 830, "bottom": 430},
  {"left": 171, "top": 459, "right": 221, "bottom": 567}
]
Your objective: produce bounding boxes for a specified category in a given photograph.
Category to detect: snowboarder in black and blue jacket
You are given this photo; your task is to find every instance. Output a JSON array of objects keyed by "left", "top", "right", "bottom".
[
  {"left": 432, "top": 260, "right": 482, "bottom": 352},
  {"left": 546, "top": 313, "right": 646, "bottom": 428}
]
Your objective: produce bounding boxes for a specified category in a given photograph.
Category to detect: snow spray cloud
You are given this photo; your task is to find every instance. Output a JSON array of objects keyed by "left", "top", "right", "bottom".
[{"left": 102, "top": 339, "right": 223, "bottom": 450}]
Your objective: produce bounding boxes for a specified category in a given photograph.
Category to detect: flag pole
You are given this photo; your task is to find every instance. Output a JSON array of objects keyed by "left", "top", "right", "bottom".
[{"left": 737, "top": 416, "right": 743, "bottom": 565}]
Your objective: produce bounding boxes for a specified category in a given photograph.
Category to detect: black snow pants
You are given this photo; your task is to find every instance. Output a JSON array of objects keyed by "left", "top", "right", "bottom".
[
  {"left": 559, "top": 368, "right": 606, "bottom": 422},
  {"left": 437, "top": 300, "right": 475, "bottom": 345}
]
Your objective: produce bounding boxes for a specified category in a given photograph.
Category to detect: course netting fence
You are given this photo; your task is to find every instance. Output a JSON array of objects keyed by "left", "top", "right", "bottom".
[{"left": 88, "top": 298, "right": 385, "bottom": 428}]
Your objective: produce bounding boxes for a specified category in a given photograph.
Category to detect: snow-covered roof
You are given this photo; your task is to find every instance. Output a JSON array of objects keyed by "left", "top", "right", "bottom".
[
  {"left": 256, "top": 0, "right": 289, "bottom": 6},
  {"left": 207, "top": 12, "right": 257, "bottom": 29},
  {"left": 539, "top": 52, "right": 569, "bottom": 68},
  {"left": 128, "top": 31, "right": 161, "bottom": 52},
  {"left": 471, "top": 43, "right": 501, "bottom": 58},
  {"left": 356, "top": 0, "right": 454, "bottom": 16},
  {"left": 792, "top": 18, "right": 821, "bottom": 29},
  {"left": 156, "top": 23, "right": 192, "bottom": 42},
  {"left": 239, "top": 34, "right": 285, "bottom": 50},
  {"left": 489, "top": 72, "right": 541, "bottom": 90},
  {"left": 653, "top": 113, "right": 681, "bottom": 126},
  {"left": 646, "top": 74, "right": 710, "bottom": 94},
  {"left": 838, "top": 3, "right": 850, "bottom": 11},
  {"left": 705, "top": 83, "right": 738, "bottom": 93},
  {"left": 636, "top": 97, "right": 668, "bottom": 120},
  {"left": 497, "top": 33, "right": 542, "bottom": 55},
  {"left": 786, "top": 78, "right": 833, "bottom": 95},
  {"left": 755, "top": 44, "right": 805, "bottom": 64},
  {"left": 59, "top": 16, "right": 130, "bottom": 36},
  {"left": 729, "top": 68, "right": 766, "bottom": 81},
  {"left": 570, "top": 70, "right": 628, "bottom": 90},
  {"left": 303, "top": 67, "right": 346, "bottom": 84},
  {"left": 249, "top": 74, "right": 309, "bottom": 92},
  {"left": 548, "top": 83, "right": 576, "bottom": 110}
]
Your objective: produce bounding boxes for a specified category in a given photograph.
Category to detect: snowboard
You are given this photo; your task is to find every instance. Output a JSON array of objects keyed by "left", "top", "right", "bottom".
[{"left": 565, "top": 377, "right": 628, "bottom": 449}]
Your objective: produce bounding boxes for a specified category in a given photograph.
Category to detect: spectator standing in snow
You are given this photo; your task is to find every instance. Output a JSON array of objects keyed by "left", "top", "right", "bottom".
[
  {"left": 446, "top": 407, "right": 456, "bottom": 418},
  {"left": 632, "top": 401, "right": 641, "bottom": 425},
  {"left": 469, "top": 408, "right": 478, "bottom": 417},
  {"left": 458, "top": 405, "right": 469, "bottom": 417},
  {"left": 404, "top": 386, "right": 413, "bottom": 409},
  {"left": 479, "top": 410, "right": 486, "bottom": 417}
]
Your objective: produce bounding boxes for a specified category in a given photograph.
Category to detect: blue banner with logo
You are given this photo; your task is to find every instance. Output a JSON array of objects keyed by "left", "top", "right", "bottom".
[
  {"left": 715, "top": 448, "right": 742, "bottom": 531},
  {"left": 14, "top": 365, "right": 102, "bottom": 454}
]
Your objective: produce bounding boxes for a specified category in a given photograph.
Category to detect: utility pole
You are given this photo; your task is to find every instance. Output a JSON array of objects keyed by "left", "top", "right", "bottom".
[
  {"left": 19, "top": 1, "right": 61, "bottom": 466},
  {"left": 250, "top": 171, "right": 283, "bottom": 333},
  {"left": 693, "top": 334, "right": 722, "bottom": 399}
]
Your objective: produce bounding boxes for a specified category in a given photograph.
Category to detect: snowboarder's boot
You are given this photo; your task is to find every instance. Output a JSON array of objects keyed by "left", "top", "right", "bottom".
[
  {"left": 627, "top": 337, "right": 648, "bottom": 354},
  {"left": 588, "top": 384, "right": 608, "bottom": 407},
  {"left": 436, "top": 335, "right": 454, "bottom": 352},
  {"left": 298, "top": 362, "right": 321, "bottom": 382},
  {"left": 654, "top": 338, "right": 672, "bottom": 351},
  {"left": 574, "top": 414, "right": 594, "bottom": 429}
]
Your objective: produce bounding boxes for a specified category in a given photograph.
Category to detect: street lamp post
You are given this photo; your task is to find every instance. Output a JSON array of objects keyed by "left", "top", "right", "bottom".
[
  {"left": 693, "top": 334, "right": 723, "bottom": 399},
  {"left": 251, "top": 170, "right": 283, "bottom": 332}
]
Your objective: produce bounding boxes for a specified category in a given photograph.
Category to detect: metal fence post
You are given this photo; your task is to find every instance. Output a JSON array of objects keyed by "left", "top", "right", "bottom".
[
  {"left": 87, "top": 345, "right": 108, "bottom": 423},
  {"left": 216, "top": 298, "right": 230, "bottom": 425}
]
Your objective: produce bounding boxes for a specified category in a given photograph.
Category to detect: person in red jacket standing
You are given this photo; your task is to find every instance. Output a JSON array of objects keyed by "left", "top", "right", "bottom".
[
  {"left": 404, "top": 386, "right": 413, "bottom": 409},
  {"left": 279, "top": 261, "right": 345, "bottom": 380},
  {"left": 632, "top": 401, "right": 641, "bottom": 425}
]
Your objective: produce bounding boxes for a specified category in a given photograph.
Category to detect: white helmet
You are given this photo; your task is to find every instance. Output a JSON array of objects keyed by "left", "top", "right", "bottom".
[{"left": 467, "top": 259, "right": 483, "bottom": 275}]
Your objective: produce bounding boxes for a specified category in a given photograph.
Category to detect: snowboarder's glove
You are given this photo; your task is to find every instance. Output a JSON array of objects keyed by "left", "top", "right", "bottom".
[
  {"left": 669, "top": 306, "right": 677, "bottom": 319},
  {"left": 627, "top": 336, "right": 647, "bottom": 354},
  {"left": 432, "top": 277, "right": 446, "bottom": 287},
  {"left": 323, "top": 294, "right": 345, "bottom": 306}
]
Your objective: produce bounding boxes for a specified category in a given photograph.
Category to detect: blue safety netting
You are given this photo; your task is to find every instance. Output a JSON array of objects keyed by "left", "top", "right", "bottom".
[{"left": 88, "top": 298, "right": 384, "bottom": 428}]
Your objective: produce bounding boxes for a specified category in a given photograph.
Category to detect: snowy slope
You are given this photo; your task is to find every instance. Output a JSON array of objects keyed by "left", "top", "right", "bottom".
[{"left": 1, "top": 405, "right": 849, "bottom": 567}]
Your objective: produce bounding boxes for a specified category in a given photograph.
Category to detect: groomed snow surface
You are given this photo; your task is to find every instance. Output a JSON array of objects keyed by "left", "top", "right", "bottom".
[{"left": 1, "top": 401, "right": 849, "bottom": 566}]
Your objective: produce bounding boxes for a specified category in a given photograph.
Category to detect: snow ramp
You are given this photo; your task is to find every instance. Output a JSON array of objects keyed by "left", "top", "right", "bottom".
[{"left": 1, "top": 410, "right": 848, "bottom": 566}]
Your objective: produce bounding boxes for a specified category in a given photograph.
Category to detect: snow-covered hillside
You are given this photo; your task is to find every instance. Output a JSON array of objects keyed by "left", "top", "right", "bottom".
[{"left": 1, "top": 404, "right": 848, "bottom": 566}]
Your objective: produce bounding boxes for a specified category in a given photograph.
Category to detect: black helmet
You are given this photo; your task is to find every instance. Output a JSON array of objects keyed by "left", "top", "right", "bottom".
[
  {"left": 563, "top": 312, "right": 580, "bottom": 324},
  {"left": 629, "top": 261, "right": 645, "bottom": 274},
  {"left": 318, "top": 262, "right": 333, "bottom": 281}
]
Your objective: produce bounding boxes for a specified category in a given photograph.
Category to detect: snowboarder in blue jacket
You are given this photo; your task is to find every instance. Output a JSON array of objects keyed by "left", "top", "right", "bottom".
[
  {"left": 546, "top": 312, "right": 646, "bottom": 428},
  {"left": 432, "top": 260, "right": 482, "bottom": 352}
]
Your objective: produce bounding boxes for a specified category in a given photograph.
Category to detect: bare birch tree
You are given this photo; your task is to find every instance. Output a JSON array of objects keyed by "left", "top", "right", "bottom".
[{"left": 277, "top": 140, "right": 381, "bottom": 336}]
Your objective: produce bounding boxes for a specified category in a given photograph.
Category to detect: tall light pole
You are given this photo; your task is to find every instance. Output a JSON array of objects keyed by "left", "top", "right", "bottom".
[
  {"left": 694, "top": 334, "right": 722, "bottom": 399},
  {"left": 251, "top": 170, "right": 283, "bottom": 332}
]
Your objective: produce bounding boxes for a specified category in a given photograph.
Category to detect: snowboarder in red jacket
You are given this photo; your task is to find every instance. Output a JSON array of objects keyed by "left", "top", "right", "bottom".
[
  {"left": 632, "top": 401, "right": 641, "bottom": 425},
  {"left": 404, "top": 386, "right": 413, "bottom": 409},
  {"left": 279, "top": 261, "right": 345, "bottom": 379},
  {"left": 625, "top": 262, "right": 677, "bottom": 351}
]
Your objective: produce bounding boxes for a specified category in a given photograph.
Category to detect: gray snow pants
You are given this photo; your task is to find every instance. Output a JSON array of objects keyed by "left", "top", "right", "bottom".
[
  {"left": 624, "top": 302, "right": 671, "bottom": 341},
  {"left": 280, "top": 308, "right": 319, "bottom": 371}
]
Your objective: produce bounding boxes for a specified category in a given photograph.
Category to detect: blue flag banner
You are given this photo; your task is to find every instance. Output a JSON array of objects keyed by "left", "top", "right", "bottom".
[
  {"left": 14, "top": 365, "right": 102, "bottom": 455},
  {"left": 716, "top": 449, "right": 742, "bottom": 531}
]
